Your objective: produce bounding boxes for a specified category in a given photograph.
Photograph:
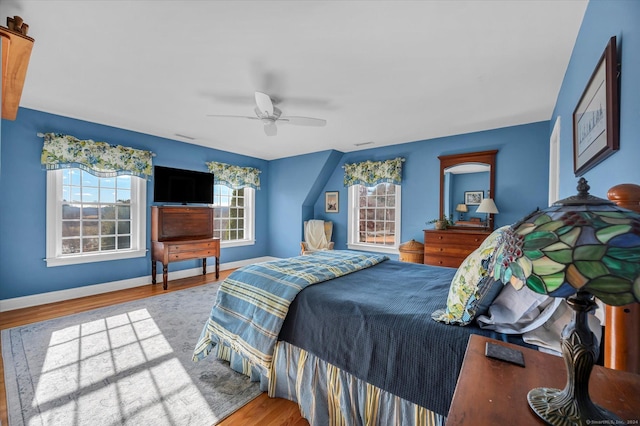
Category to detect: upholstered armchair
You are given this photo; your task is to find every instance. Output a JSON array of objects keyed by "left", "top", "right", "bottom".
[{"left": 300, "top": 220, "right": 334, "bottom": 255}]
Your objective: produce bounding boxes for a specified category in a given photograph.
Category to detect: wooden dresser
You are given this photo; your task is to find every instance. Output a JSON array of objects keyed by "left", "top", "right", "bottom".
[
  {"left": 423, "top": 229, "right": 490, "bottom": 268},
  {"left": 151, "top": 206, "right": 220, "bottom": 290}
]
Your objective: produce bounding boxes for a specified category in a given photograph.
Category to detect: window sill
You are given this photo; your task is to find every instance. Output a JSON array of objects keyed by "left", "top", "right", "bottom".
[
  {"left": 45, "top": 249, "right": 147, "bottom": 267},
  {"left": 347, "top": 243, "right": 399, "bottom": 255},
  {"left": 220, "top": 239, "right": 255, "bottom": 248}
]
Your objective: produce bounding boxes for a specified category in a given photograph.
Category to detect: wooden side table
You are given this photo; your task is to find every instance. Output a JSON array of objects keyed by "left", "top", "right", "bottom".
[{"left": 446, "top": 334, "right": 640, "bottom": 425}]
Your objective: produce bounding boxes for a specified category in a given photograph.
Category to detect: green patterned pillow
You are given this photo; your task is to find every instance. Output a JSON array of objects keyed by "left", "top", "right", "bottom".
[{"left": 432, "top": 226, "right": 508, "bottom": 325}]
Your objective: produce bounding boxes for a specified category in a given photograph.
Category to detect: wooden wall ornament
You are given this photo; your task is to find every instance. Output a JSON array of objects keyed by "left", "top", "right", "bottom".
[{"left": 1, "top": 16, "right": 35, "bottom": 120}]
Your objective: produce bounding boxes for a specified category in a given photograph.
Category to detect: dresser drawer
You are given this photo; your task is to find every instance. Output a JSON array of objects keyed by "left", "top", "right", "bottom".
[
  {"left": 169, "top": 249, "right": 219, "bottom": 261},
  {"left": 424, "top": 231, "right": 486, "bottom": 247},
  {"left": 423, "top": 255, "right": 463, "bottom": 268},
  {"left": 168, "top": 240, "right": 219, "bottom": 253},
  {"left": 424, "top": 245, "right": 476, "bottom": 258}
]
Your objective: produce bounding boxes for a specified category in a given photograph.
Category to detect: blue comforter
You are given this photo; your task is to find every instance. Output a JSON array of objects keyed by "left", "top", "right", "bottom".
[
  {"left": 192, "top": 250, "right": 388, "bottom": 374},
  {"left": 278, "top": 259, "right": 533, "bottom": 415}
]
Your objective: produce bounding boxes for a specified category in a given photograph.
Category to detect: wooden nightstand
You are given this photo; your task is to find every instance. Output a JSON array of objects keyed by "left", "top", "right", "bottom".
[{"left": 446, "top": 334, "right": 640, "bottom": 425}]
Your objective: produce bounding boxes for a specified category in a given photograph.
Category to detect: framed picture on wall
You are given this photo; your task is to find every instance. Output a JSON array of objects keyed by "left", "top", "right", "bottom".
[
  {"left": 464, "top": 191, "right": 483, "bottom": 206},
  {"left": 325, "top": 191, "right": 339, "bottom": 213},
  {"left": 573, "top": 36, "right": 619, "bottom": 176}
]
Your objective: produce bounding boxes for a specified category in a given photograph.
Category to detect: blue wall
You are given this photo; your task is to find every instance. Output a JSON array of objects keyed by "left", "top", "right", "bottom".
[
  {"left": 0, "top": 108, "right": 269, "bottom": 299},
  {"left": 552, "top": 0, "right": 640, "bottom": 198},
  {"left": 302, "top": 121, "right": 551, "bottom": 259},
  {"left": 1, "top": 110, "right": 550, "bottom": 299}
]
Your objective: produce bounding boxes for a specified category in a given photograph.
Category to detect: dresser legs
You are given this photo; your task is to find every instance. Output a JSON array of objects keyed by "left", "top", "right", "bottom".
[{"left": 151, "top": 256, "right": 219, "bottom": 290}]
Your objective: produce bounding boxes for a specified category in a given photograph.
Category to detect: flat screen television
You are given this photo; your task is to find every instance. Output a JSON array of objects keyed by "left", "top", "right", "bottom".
[{"left": 153, "top": 166, "right": 214, "bottom": 204}]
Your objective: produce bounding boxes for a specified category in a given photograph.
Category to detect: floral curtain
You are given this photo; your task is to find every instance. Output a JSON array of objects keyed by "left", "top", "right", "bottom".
[
  {"left": 40, "top": 133, "right": 153, "bottom": 179},
  {"left": 206, "top": 161, "right": 261, "bottom": 190},
  {"left": 343, "top": 157, "right": 405, "bottom": 187}
]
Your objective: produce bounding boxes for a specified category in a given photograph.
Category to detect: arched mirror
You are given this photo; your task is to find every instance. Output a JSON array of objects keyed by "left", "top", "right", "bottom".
[{"left": 439, "top": 150, "right": 497, "bottom": 230}]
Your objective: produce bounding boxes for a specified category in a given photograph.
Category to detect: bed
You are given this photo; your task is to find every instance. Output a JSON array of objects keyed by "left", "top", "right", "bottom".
[
  {"left": 192, "top": 182, "right": 640, "bottom": 425},
  {"left": 192, "top": 239, "right": 548, "bottom": 425}
]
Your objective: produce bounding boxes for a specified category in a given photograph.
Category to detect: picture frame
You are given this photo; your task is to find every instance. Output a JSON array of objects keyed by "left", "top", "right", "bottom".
[
  {"left": 325, "top": 191, "right": 339, "bottom": 213},
  {"left": 464, "top": 191, "right": 483, "bottom": 206},
  {"left": 573, "top": 36, "right": 619, "bottom": 176}
]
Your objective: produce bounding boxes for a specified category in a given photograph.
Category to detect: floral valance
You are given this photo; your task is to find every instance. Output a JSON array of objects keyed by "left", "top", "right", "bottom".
[
  {"left": 206, "top": 161, "right": 261, "bottom": 190},
  {"left": 343, "top": 157, "right": 405, "bottom": 187},
  {"left": 40, "top": 133, "right": 153, "bottom": 179}
]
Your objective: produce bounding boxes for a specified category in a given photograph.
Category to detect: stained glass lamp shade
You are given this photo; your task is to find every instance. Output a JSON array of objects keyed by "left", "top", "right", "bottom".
[{"left": 492, "top": 178, "right": 640, "bottom": 426}]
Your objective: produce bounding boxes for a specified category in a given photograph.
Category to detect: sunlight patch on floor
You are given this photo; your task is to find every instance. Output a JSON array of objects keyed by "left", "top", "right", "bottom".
[{"left": 32, "top": 308, "right": 219, "bottom": 425}]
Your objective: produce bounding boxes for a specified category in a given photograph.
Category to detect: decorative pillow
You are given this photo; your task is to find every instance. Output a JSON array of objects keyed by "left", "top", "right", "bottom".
[{"left": 431, "top": 226, "right": 509, "bottom": 325}]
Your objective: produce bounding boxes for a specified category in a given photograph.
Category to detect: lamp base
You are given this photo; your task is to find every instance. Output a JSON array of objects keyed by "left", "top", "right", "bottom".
[
  {"left": 526, "top": 291, "right": 622, "bottom": 426},
  {"left": 528, "top": 387, "right": 620, "bottom": 426}
]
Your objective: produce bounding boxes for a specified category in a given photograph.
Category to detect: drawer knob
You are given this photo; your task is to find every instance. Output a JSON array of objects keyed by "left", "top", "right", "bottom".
[
  {"left": 439, "top": 248, "right": 443, "bottom": 252},
  {"left": 438, "top": 236, "right": 443, "bottom": 240}
]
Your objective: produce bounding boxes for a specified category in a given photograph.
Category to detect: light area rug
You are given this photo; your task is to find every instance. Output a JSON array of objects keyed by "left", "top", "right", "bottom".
[{"left": 2, "top": 282, "right": 262, "bottom": 426}]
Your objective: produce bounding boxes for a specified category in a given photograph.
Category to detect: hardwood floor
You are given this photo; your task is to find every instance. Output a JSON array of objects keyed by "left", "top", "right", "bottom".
[{"left": 0, "top": 271, "right": 308, "bottom": 426}]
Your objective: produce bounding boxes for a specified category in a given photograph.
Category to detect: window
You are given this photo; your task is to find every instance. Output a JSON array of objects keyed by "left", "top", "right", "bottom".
[
  {"left": 347, "top": 183, "right": 401, "bottom": 254},
  {"left": 212, "top": 185, "right": 255, "bottom": 247},
  {"left": 46, "top": 169, "right": 146, "bottom": 266}
]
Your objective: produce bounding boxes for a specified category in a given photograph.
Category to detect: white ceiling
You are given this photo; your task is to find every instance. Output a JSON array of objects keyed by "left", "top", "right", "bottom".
[{"left": 2, "top": 1, "right": 588, "bottom": 160}]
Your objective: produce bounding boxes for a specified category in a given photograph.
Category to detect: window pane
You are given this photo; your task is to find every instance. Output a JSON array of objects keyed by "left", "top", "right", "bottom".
[
  {"left": 82, "top": 206, "right": 99, "bottom": 219},
  {"left": 101, "top": 177, "right": 116, "bottom": 188},
  {"left": 62, "top": 238, "right": 80, "bottom": 254},
  {"left": 101, "top": 221, "right": 116, "bottom": 235},
  {"left": 101, "top": 236, "right": 116, "bottom": 251},
  {"left": 117, "top": 188, "right": 131, "bottom": 202},
  {"left": 70, "top": 187, "right": 82, "bottom": 202},
  {"left": 83, "top": 172, "right": 99, "bottom": 187},
  {"left": 117, "top": 236, "right": 131, "bottom": 249},
  {"left": 70, "top": 169, "right": 81, "bottom": 186},
  {"left": 81, "top": 186, "right": 99, "bottom": 203},
  {"left": 116, "top": 175, "right": 131, "bottom": 189},
  {"left": 100, "top": 188, "right": 116, "bottom": 203},
  {"left": 83, "top": 237, "right": 100, "bottom": 252},
  {"left": 101, "top": 205, "right": 116, "bottom": 220},
  {"left": 117, "top": 205, "right": 130, "bottom": 219},
  {"left": 62, "top": 221, "right": 80, "bottom": 237},
  {"left": 117, "top": 221, "right": 130, "bottom": 234},
  {"left": 63, "top": 205, "right": 80, "bottom": 219},
  {"left": 83, "top": 221, "right": 99, "bottom": 236}
]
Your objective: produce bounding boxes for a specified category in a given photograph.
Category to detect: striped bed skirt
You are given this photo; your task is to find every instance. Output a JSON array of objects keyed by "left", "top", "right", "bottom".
[{"left": 216, "top": 341, "right": 444, "bottom": 426}]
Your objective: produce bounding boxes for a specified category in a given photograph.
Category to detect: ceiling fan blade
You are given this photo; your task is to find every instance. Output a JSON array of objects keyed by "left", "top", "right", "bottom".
[
  {"left": 279, "top": 116, "right": 327, "bottom": 127},
  {"left": 207, "top": 114, "right": 259, "bottom": 120},
  {"left": 263, "top": 122, "right": 277, "bottom": 136},
  {"left": 255, "top": 91, "right": 274, "bottom": 116}
]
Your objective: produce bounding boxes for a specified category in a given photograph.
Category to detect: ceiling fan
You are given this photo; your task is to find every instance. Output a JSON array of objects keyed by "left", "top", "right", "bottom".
[{"left": 207, "top": 92, "right": 326, "bottom": 136}]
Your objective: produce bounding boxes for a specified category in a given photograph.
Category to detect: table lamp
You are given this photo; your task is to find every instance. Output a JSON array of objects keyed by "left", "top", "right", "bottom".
[
  {"left": 455, "top": 203, "right": 468, "bottom": 220},
  {"left": 476, "top": 198, "right": 499, "bottom": 229},
  {"left": 492, "top": 178, "right": 640, "bottom": 426}
]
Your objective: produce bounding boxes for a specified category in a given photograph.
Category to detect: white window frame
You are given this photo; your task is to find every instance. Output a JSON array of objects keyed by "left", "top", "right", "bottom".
[
  {"left": 549, "top": 116, "right": 561, "bottom": 206},
  {"left": 347, "top": 183, "right": 401, "bottom": 255},
  {"left": 212, "top": 185, "right": 255, "bottom": 248},
  {"left": 45, "top": 169, "right": 147, "bottom": 267}
]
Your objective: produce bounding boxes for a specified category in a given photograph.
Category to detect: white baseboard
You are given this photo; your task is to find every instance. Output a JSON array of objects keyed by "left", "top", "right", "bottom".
[{"left": 0, "top": 256, "right": 278, "bottom": 313}]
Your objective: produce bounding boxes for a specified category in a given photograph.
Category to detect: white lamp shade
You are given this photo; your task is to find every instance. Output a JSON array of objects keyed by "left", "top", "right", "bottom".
[
  {"left": 476, "top": 198, "right": 499, "bottom": 214},
  {"left": 456, "top": 203, "right": 468, "bottom": 213}
]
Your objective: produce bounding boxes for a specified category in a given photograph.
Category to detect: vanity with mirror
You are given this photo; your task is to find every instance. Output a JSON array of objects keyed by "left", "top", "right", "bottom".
[{"left": 423, "top": 150, "right": 497, "bottom": 268}]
